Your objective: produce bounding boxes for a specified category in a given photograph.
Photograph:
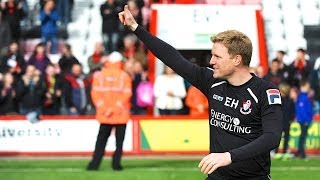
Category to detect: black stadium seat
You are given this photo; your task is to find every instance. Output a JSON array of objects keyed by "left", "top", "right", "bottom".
[
  {"left": 20, "top": 26, "right": 69, "bottom": 40},
  {"left": 304, "top": 25, "right": 320, "bottom": 60}
]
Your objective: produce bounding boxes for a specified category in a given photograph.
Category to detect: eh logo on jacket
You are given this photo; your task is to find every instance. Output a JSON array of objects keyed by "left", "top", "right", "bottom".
[{"left": 266, "top": 89, "right": 281, "bottom": 105}]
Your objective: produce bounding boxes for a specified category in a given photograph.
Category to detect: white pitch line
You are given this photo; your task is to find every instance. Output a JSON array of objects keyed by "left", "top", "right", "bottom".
[
  {"left": 0, "top": 167, "right": 319, "bottom": 173},
  {"left": 0, "top": 167, "right": 199, "bottom": 173},
  {"left": 0, "top": 168, "right": 83, "bottom": 173},
  {"left": 272, "top": 167, "right": 320, "bottom": 171}
]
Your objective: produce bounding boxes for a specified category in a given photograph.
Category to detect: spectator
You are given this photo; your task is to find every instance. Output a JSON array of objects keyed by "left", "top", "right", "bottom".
[
  {"left": 87, "top": 51, "right": 132, "bottom": 171},
  {"left": 287, "top": 48, "right": 313, "bottom": 88},
  {"left": 186, "top": 85, "right": 208, "bottom": 117},
  {"left": 56, "top": 0, "right": 74, "bottom": 27},
  {"left": 27, "top": 42, "right": 51, "bottom": 76},
  {"left": 310, "top": 55, "right": 320, "bottom": 115},
  {"left": 16, "top": 65, "right": 46, "bottom": 116},
  {"left": 43, "top": 64, "right": 63, "bottom": 115},
  {"left": 0, "top": 72, "right": 18, "bottom": 114},
  {"left": 18, "top": 0, "right": 29, "bottom": 27},
  {"left": 131, "top": 60, "right": 148, "bottom": 115},
  {"left": 274, "top": 83, "right": 295, "bottom": 160},
  {"left": 0, "top": 41, "right": 26, "bottom": 79},
  {"left": 253, "top": 65, "right": 265, "bottom": 78},
  {"left": 0, "top": 10, "right": 11, "bottom": 54},
  {"left": 40, "top": 0, "right": 59, "bottom": 54},
  {"left": 1, "top": 0, "right": 25, "bottom": 41},
  {"left": 141, "top": 0, "right": 151, "bottom": 29},
  {"left": 58, "top": 43, "right": 80, "bottom": 75},
  {"left": 126, "top": 0, "right": 143, "bottom": 33},
  {"left": 290, "top": 86, "right": 299, "bottom": 102},
  {"left": 64, "top": 64, "right": 91, "bottom": 115},
  {"left": 100, "top": 0, "right": 122, "bottom": 53},
  {"left": 128, "top": 0, "right": 143, "bottom": 22},
  {"left": 122, "top": 33, "right": 147, "bottom": 65},
  {"left": 154, "top": 66, "right": 186, "bottom": 115},
  {"left": 263, "top": 59, "right": 283, "bottom": 86},
  {"left": 295, "top": 80, "right": 314, "bottom": 159},
  {"left": 87, "top": 41, "right": 106, "bottom": 74},
  {"left": 273, "top": 50, "right": 290, "bottom": 81},
  {"left": 274, "top": 50, "right": 288, "bottom": 66}
]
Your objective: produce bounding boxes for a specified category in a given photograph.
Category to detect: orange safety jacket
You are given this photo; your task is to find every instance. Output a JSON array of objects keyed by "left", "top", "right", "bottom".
[
  {"left": 91, "top": 62, "right": 132, "bottom": 124},
  {"left": 185, "top": 86, "right": 208, "bottom": 117}
]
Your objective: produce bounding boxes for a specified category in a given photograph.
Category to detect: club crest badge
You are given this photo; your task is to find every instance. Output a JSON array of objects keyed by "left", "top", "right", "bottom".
[{"left": 240, "top": 100, "right": 252, "bottom": 115}]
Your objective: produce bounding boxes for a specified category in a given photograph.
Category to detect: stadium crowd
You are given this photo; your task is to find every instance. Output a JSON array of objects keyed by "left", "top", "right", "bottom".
[
  {"left": 0, "top": 0, "right": 153, "bottom": 116},
  {"left": 0, "top": 0, "right": 319, "bottom": 124}
]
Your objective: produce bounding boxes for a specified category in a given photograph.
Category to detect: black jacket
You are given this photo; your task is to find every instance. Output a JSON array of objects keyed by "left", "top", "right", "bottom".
[
  {"left": 134, "top": 25, "right": 283, "bottom": 178},
  {"left": 100, "top": 2, "right": 122, "bottom": 33}
]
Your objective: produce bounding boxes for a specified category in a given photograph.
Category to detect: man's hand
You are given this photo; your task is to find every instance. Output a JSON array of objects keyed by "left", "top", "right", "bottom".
[
  {"left": 118, "top": 5, "right": 138, "bottom": 31},
  {"left": 198, "top": 152, "right": 232, "bottom": 174}
]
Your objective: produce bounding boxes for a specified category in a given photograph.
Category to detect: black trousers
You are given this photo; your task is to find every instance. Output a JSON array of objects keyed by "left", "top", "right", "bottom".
[
  {"left": 87, "top": 124, "right": 127, "bottom": 169},
  {"left": 275, "top": 122, "right": 291, "bottom": 153},
  {"left": 297, "top": 122, "right": 311, "bottom": 158}
]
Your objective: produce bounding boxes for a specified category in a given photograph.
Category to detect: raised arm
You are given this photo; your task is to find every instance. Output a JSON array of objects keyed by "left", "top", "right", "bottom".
[{"left": 118, "top": 5, "right": 210, "bottom": 88}]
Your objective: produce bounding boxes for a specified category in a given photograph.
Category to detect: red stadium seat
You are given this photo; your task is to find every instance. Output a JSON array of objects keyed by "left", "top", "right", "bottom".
[{"left": 175, "top": 0, "right": 195, "bottom": 4}]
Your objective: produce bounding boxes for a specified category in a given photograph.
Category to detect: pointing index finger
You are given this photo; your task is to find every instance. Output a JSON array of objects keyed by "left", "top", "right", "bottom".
[{"left": 124, "top": 5, "right": 129, "bottom": 12}]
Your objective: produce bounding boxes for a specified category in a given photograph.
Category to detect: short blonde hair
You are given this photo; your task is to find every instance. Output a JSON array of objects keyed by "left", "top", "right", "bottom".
[{"left": 211, "top": 30, "right": 252, "bottom": 66}]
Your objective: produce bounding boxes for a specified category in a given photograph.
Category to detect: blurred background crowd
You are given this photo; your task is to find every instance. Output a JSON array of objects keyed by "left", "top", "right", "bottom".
[{"left": 0, "top": 0, "right": 320, "bottom": 119}]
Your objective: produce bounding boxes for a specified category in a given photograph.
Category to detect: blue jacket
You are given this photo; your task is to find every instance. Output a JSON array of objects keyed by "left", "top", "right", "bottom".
[
  {"left": 295, "top": 92, "right": 314, "bottom": 123},
  {"left": 40, "top": 9, "right": 59, "bottom": 35}
]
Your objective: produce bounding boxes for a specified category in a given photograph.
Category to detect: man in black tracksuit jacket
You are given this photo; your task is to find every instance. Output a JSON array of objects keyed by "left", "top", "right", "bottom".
[{"left": 119, "top": 6, "right": 283, "bottom": 180}]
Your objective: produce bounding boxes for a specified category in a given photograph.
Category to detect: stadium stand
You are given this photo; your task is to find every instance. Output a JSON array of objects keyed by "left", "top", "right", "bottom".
[
  {"left": 15, "top": 0, "right": 320, "bottom": 71},
  {"left": 304, "top": 25, "right": 320, "bottom": 61},
  {"left": 262, "top": 0, "right": 320, "bottom": 61},
  {"left": 66, "top": 0, "right": 107, "bottom": 73}
]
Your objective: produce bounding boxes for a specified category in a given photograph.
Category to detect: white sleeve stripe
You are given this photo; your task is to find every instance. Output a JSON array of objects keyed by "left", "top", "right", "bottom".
[
  {"left": 247, "top": 88, "right": 258, "bottom": 103},
  {"left": 211, "top": 81, "right": 227, "bottom": 88},
  {"left": 206, "top": 67, "right": 214, "bottom": 71}
]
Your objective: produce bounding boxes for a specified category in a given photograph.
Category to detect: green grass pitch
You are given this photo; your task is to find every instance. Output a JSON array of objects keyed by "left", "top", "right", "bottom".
[{"left": 0, "top": 157, "right": 320, "bottom": 180}]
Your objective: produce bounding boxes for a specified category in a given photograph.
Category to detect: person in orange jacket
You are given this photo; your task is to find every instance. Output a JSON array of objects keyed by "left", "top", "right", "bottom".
[
  {"left": 87, "top": 51, "right": 132, "bottom": 171},
  {"left": 186, "top": 85, "right": 209, "bottom": 117}
]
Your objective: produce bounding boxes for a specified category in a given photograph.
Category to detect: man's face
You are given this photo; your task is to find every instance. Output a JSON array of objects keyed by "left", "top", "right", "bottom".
[
  {"left": 296, "top": 51, "right": 305, "bottom": 60},
  {"left": 94, "top": 42, "right": 104, "bottom": 53},
  {"left": 72, "top": 65, "right": 82, "bottom": 77},
  {"left": 209, "top": 42, "right": 236, "bottom": 79},
  {"left": 276, "top": 52, "right": 284, "bottom": 61},
  {"left": 9, "top": 43, "right": 18, "bottom": 53},
  {"left": 270, "top": 61, "right": 280, "bottom": 72},
  {"left": 46, "top": 1, "right": 55, "bottom": 10},
  {"left": 26, "top": 65, "right": 36, "bottom": 77}
]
